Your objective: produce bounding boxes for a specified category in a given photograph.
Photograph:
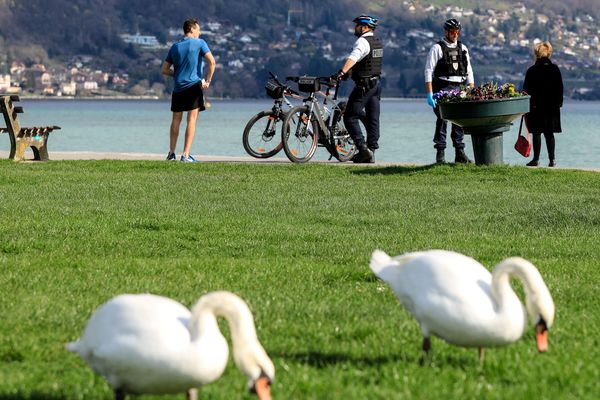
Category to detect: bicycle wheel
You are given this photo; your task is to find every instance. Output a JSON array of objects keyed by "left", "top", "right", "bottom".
[
  {"left": 329, "top": 123, "right": 357, "bottom": 162},
  {"left": 325, "top": 101, "right": 361, "bottom": 162},
  {"left": 282, "top": 105, "right": 319, "bottom": 163},
  {"left": 242, "top": 110, "right": 283, "bottom": 158}
]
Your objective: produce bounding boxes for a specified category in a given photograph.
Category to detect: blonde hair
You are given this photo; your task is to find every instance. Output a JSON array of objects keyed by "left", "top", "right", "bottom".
[{"left": 534, "top": 41, "right": 553, "bottom": 59}]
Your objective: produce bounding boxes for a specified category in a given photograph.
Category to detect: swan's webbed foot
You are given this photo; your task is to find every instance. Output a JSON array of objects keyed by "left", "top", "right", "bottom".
[
  {"left": 478, "top": 347, "right": 486, "bottom": 364},
  {"left": 419, "top": 337, "right": 431, "bottom": 366},
  {"left": 187, "top": 388, "right": 198, "bottom": 400},
  {"left": 114, "top": 389, "right": 126, "bottom": 400}
]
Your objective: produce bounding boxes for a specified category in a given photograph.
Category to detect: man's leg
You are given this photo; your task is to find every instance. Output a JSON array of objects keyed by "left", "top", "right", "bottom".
[
  {"left": 433, "top": 107, "right": 448, "bottom": 163},
  {"left": 344, "top": 86, "right": 373, "bottom": 163},
  {"left": 182, "top": 108, "right": 199, "bottom": 157},
  {"left": 364, "top": 84, "right": 381, "bottom": 151},
  {"left": 170, "top": 112, "right": 183, "bottom": 154},
  {"left": 344, "top": 87, "right": 368, "bottom": 147},
  {"left": 451, "top": 123, "right": 471, "bottom": 163},
  {"left": 450, "top": 123, "right": 465, "bottom": 149},
  {"left": 433, "top": 108, "right": 448, "bottom": 149}
]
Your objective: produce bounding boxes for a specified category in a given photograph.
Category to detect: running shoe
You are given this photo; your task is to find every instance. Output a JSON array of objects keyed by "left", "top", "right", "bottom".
[
  {"left": 180, "top": 154, "right": 199, "bottom": 163},
  {"left": 166, "top": 152, "right": 176, "bottom": 161}
]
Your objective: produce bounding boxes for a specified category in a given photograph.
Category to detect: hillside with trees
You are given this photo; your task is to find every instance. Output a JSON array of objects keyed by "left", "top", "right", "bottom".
[{"left": 1, "top": 0, "right": 599, "bottom": 98}]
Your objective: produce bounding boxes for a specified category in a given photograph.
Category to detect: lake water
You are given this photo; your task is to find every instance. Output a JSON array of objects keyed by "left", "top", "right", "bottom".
[{"left": 2, "top": 98, "right": 599, "bottom": 168}]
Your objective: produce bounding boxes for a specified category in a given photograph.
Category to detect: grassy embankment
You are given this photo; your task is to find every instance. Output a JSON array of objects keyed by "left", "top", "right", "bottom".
[{"left": 0, "top": 160, "right": 598, "bottom": 399}]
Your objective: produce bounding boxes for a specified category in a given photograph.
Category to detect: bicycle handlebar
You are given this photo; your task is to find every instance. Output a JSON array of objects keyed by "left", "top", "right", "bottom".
[
  {"left": 285, "top": 87, "right": 301, "bottom": 97},
  {"left": 285, "top": 76, "right": 339, "bottom": 88},
  {"left": 268, "top": 71, "right": 300, "bottom": 97}
]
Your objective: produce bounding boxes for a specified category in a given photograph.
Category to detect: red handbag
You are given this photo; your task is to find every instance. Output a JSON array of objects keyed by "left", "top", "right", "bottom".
[{"left": 514, "top": 115, "right": 532, "bottom": 157}]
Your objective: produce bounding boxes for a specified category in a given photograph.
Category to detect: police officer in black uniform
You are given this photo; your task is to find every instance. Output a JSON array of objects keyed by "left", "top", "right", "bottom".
[
  {"left": 424, "top": 18, "right": 474, "bottom": 164},
  {"left": 333, "top": 15, "right": 383, "bottom": 163}
]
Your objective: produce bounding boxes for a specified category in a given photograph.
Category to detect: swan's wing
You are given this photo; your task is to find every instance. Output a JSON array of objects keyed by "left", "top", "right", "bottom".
[
  {"left": 397, "top": 251, "right": 495, "bottom": 312},
  {"left": 74, "top": 294, "right": 192, "bottom": 360},
  {"left": 375, "top": 250, "right": 514, "bottom": 344},
  {"left": 70, "top": 294, "right": 202, "bottom": 391},
  {"left": 370, "top": 249, "right": 427, "bottom": 283}
]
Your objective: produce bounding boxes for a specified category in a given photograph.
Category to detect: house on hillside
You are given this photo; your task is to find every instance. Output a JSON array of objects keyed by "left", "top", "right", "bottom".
[
  {"left": 61, "top": 81, "right": 77, "bottom": 96},
  {"left": 120, "top": 33, "right": 162, "bottom": 49}
]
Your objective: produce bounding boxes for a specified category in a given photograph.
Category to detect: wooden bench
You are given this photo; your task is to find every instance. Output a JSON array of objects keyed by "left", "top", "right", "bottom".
[{"left": 0, "top": 95, "right": 61, "bottom": 161}]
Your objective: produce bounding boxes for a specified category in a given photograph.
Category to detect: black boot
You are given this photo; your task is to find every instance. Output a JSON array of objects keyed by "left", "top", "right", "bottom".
[
  {"left": 548, "top": 159, "right": 556, "bottom": 167},
  {"left": 436, "top": 149, "right": 445, "bottom": 164},
  {"left": 455, "top": 148, "right": 472, "bottom": 163},
  {"left": 353, "top": 144, "right": 374, "bottom": 163},
  {"left": 368, "top": 147, "right": 376, "bottom": 163},
  {"left": 526, "top": 159, "right": 539, "bottom": 167}
]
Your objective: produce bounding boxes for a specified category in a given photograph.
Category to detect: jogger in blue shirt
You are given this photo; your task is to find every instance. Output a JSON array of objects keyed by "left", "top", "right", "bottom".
[{"left": 161, "top": 18, "right": 216, "bottom": 162}]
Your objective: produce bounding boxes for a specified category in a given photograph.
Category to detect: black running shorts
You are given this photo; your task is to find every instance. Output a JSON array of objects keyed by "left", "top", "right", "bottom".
[{"left": 171, "top": 82, "right": 205, "bottom": 112}]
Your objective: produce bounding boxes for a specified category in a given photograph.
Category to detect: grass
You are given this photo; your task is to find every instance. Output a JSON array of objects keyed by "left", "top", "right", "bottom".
[{"left": 0, "top": 160, "right": 599, "bottom": 399}]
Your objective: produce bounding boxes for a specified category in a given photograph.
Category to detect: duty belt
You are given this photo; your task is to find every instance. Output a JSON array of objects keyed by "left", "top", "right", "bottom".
[
  {"left": 433, "top": 76, "right": 466, "bottom": 84},
  {"left": 355, "top": 76, "right": 380, "bottom": 88}
]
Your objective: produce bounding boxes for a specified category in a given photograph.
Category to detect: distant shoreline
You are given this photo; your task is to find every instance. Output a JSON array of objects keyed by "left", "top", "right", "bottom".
[
  {"left": 17, "top": 95, "right": 419, "bottom": 102},
  {"left": 16, "top": 95, "right": 162, "bottom": 101},
  {"left": 13, "top": 95, "right": 597, "bottom": 102}
]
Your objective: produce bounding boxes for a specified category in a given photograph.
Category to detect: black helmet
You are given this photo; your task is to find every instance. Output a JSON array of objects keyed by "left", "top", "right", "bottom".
[
  {"left": 353, "top": 15, "right": 379, "bottom": 29},
  {"left": 444, "top": 18, "right": 461, "bottom": 30}
]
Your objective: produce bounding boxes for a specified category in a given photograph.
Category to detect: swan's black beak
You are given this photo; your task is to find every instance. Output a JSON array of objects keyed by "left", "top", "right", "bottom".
[
  {"left": 535, "top": 318, "right": 549, "bottom": 352},
  {"left": 250, "top": 370, "right": 271, "bottom": 400}
]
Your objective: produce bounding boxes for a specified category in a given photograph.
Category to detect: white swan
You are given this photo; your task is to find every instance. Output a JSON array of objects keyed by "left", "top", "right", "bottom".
[
  {"left": 66, "top": 291, "right": 274, "bottom": 400},
  {"left": 370, "top": 249, "right": 555, "bottom": 362}
]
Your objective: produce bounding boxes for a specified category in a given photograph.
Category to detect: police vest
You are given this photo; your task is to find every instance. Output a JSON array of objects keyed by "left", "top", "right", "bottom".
[
  {"left": 433, "top": 40, "right": 468, "bottom": 78},
  {"left": 352, "top": 36, "right": 383, "bottom": 80}
]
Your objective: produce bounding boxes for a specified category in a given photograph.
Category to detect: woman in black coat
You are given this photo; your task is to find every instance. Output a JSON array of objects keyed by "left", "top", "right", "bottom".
[{"left": 523, "top": 41, "right": 563, "bottom": 167}]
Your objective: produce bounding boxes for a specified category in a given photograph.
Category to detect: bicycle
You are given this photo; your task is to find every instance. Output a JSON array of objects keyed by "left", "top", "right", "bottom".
[
  {"left": 281, "top": 76, "right": 357, "bottom": 163},
  {"left": 242, "top": 72, "right": 302, "bottom": 158}
]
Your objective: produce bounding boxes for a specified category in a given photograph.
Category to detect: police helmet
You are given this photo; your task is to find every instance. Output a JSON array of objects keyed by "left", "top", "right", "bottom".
[
  {"left": 353, "top": 15, "right": 379, "bottom": 29},
  {"left": 444, "top": 18, "right": 461, "bottom": 31}
]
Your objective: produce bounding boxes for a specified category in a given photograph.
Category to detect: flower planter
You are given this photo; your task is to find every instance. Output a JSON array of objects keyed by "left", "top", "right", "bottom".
[{"left": 439, "top": 96, "right": 530, "bottom": 165}]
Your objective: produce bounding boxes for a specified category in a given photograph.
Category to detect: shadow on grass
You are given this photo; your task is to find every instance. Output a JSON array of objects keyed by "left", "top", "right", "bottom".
[
  {"left": 278, "top": 347, "right": 483, "bottom": 370},
  {"left": 277, "top": 349, "right": 414, "bottom": 369},
  {"left": 422, "top": 351, "right": 483, "bottom": 370},
  {"left": 350, "top": 163, "right": 442, "bottom": 176}
]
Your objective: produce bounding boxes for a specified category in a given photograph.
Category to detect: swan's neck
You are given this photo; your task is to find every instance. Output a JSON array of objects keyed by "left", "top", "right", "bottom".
[
  {"left": 491, "top": 257, "right": 544, "bottom": 316},
  {"left": 189, "top": 292, "right": 258, "bottom": 351},
  {"left": 189, "top": 311, "right": 221, "bottom": 341}
]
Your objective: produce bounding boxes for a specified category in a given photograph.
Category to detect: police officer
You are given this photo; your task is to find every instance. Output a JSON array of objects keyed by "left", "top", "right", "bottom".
[
  {"left": 333, "top": 15, "right": 383, "bottom": 163},
  {"left": 424, "top": 18, "right": 474, "bottom": 164}
]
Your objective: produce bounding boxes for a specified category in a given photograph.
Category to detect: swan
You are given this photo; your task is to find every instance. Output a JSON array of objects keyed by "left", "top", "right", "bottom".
[
  {"left": 370, "top": 249, "right": 555, "bottom": 362},
  {"left": 66, "top": 291, "right": 274, "bottom": 400}
]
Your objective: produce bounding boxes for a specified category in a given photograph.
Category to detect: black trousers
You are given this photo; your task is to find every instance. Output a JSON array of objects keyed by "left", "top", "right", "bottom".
[
  {"left": 432, "top": 80, "right": 465, "bottom": 150},
  {"left": 343, "top": 79, "right": 381, "bottom": 149},
  {"left": 532, "top": 132, "right": 556, "bottom": 160}
]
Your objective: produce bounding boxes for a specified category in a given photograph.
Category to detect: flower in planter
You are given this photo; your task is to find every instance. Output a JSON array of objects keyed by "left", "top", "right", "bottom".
[{"left": 434, "top": 82, "right": 526, "bottom": 104}]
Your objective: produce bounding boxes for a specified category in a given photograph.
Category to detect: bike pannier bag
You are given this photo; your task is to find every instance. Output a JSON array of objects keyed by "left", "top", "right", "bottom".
[
  {"left": 298, "top": 76, "right": 320, "bottom": 93},
  {"left": 265, "top": 79, "right": 284, "bottom": 99}
]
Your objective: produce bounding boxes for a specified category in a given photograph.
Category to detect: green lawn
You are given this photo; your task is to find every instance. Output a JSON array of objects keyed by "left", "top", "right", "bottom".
[{"left": 0, "top": 160, "right": 599, "bottom": 399}]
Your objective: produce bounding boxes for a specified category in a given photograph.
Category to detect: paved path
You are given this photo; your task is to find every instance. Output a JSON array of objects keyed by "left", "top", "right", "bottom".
[
  {"left": 0, "top": 151, "right": 287, "bottom": 163},
  {"left": 0, "top": 151, "right": 403, "bottom": 166},
  {"left": 1, "top": 151, "right": 598, "bottom": 172}
]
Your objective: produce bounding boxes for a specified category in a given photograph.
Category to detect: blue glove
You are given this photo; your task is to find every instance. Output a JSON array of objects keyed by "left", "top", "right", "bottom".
[{"left": 427, "top": 92, "right": 437, "bottom": 108}]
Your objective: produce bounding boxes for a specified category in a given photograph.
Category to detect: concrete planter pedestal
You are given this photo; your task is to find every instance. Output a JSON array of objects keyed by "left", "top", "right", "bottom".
[{"left": 439, "top": 96, "right": 530, "bottom": 165}]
